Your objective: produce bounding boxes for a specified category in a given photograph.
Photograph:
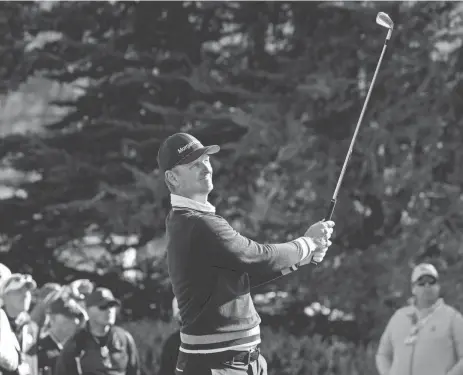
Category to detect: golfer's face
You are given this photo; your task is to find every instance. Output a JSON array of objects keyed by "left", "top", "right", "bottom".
[{"left": 175, "top": 154, "right": 213, "bottom": 195}]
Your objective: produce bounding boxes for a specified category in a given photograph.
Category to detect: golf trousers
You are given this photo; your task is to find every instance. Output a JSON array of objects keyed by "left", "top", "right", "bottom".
[{"left": 174, "top": 350, "right": 268, "bottom": 375}]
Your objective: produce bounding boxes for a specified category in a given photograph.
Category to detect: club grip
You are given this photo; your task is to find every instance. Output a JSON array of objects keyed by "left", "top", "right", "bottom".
[
  {"left": 311, "top": 199, "right": 337, "bottom": 265},
  {"left": 325, "top": 199, "right": 337, "bottom": 221}
]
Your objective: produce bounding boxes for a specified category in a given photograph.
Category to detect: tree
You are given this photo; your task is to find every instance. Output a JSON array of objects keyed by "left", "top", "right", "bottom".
[{"left": 1, "top": 1, "right": 463, "bottom": 339}]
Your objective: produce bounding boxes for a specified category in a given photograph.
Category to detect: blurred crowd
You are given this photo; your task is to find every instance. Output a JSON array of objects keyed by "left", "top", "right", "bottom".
[
  {"left": 0, "top": 263, "right": 145, "bottom": 375},
  {"left": 5, "top": 258, "right": 461, "bottom": 375}
]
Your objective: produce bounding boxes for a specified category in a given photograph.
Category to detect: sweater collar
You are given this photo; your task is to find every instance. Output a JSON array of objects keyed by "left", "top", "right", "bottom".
[{"left": 170, "top": 194, "right": 216, "bottom": 214}]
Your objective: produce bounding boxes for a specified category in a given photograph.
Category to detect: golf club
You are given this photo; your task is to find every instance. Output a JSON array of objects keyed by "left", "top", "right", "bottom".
[{"left": 311, "top": 12, "right": 394, "bottom": 265}]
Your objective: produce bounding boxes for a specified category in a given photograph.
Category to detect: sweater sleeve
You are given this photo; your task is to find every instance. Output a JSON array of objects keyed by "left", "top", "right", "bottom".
[{"left": 192, "top": 214, "right": 309, "bottom": 274}]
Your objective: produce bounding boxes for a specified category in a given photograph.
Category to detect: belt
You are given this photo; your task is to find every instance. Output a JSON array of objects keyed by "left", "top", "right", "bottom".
[{"left": 208, "top": 346, "right": 260, "bottom": 366}]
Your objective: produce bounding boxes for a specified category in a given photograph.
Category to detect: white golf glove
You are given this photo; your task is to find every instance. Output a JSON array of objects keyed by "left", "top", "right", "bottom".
[{"left": 312, "top": 245, "right": 330, "bottom": 263}]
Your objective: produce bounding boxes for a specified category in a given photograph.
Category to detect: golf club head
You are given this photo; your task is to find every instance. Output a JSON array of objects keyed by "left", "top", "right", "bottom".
[{"left": 376, "top": 12, "right": 394, "bottom": 30}]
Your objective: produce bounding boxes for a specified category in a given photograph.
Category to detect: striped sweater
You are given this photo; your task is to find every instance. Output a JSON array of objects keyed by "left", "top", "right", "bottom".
[{"left": 166, "top": 194, "right": 315, "bottom": 354}]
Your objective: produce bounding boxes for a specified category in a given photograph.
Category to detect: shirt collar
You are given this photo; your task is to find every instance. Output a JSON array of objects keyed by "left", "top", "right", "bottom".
[
  {"left": 46, "top": 331, "right": 64, "bottom": 350},
  {"left": 409, "top": 297, "right": 444, "bottom": 319},
  {"left": 170, "top": 194, "right": 215, "bottom": 214}
]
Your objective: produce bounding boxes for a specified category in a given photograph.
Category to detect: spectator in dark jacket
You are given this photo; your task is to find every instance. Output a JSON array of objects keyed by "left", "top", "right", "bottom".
[
  {"left": 27, "top": 296, "right": 87, "bottom": 375},
  {"left": 54, "top": 287, "right": 140, "bottom": 375}
]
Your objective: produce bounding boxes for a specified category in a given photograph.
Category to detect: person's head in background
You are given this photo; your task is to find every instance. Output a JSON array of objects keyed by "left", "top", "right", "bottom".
[
  {"left": 1, "top": 273, "right": 37, "bottom": 318},
  {"left": 69, "top": 279, "right": 94, "bottom": 300},
  {"left": 85, "top": 287, "right": 120, "bottom": 336},
  {"left": 67, "top": 279, "right": 94, "bottom": 310},
  {"left": 46, "top": 297, "right": 87, "bottom": 344},
  {"left": 411, "top": 263, "right": 441, "bottom": 309},
  {"left": 0, "top": 263, "right": 12, "bottom": 307},
  {"left": 30, "top": 282, "right": 63, "bottom": 330},
  {"left": 33, "top": 283, "right": 62, "bottom": 306}
]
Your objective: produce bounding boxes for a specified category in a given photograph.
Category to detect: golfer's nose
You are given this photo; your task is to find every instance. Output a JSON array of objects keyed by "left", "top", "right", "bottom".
[{"left": 200, "top": 160, "right": 212, "bottom": 173}]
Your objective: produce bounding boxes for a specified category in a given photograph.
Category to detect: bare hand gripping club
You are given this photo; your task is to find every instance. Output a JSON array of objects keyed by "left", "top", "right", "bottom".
[{"left": 311, "top": 12, "right": 394, "bottom": 265}]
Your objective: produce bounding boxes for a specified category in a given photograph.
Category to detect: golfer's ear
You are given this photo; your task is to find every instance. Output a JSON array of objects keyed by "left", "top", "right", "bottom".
[{"left": 165, "top": 170, "right": 178, "bottom": 185}]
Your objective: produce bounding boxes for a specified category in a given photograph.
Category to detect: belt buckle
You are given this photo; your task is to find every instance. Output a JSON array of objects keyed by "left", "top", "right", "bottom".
[
  {"left": 243, "top": 350, "right": 252, "bottom": 366},
  {"left": 245, "top": 347, "right": 259, "bottom": 366}
]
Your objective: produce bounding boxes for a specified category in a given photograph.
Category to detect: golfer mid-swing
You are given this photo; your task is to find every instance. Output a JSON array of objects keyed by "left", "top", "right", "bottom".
[{"left": 158, "top": 133, "right": 335, "bottom": 375}]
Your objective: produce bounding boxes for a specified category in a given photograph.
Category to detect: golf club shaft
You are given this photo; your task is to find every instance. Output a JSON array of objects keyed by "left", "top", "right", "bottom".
[{"left": 311, "top": 34, "right": 391, "bottom": 265}]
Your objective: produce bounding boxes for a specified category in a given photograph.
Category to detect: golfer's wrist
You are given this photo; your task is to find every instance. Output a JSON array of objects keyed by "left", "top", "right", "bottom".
[{"left": 295, "top": 237, "right": 317, "bottom": 260}]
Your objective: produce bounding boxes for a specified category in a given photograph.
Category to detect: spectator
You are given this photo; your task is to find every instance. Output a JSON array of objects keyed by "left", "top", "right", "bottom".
[
  {"left": 158, "top": 297, "right": 181, "bottom": 375},
  {"left": 27, "top": 297, "right": 87, "bottom": 375},
  {"left": 0, "top": 263, "right": 12, "bottom": 304},
  {"left": 1, "top": 273, "right": 39, "bottom": 375},
  {"left": 55, "top": 287, "right": 140, "bottom": 375},
  {"left": 0, "top": 264, "right": 21, "bottom": 375},
  {"left": 30, "top": 283, "right": 63, "bottom": 331},
  {"left": 376, "top": 263, "right": 463, "bottom": 375}
]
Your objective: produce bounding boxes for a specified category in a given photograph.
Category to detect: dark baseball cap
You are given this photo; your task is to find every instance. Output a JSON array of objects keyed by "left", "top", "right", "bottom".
[
  {"left": 85, "top": 287, "right": 120, "bottom": 308},
  {"left": 157, "top": 133, "right": 220, "bottom": 172},
  {"left": 48, "top": 297, "right": 87, "bottom": 321}
]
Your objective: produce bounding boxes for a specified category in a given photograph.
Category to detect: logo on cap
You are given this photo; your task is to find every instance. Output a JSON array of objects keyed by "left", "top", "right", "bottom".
[{"left": 178, "top": 140, "right": 199, "bottom": 154}]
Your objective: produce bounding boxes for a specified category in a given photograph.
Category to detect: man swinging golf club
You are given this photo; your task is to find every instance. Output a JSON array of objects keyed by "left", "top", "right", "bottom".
[{"left": 158, "top": 133, "right": 334, "bottom": 375}]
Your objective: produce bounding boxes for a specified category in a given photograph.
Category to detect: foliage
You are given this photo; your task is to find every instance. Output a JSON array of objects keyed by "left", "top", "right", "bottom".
[{"left": 0, "top": 1, "right": 463, "bottom": 340}]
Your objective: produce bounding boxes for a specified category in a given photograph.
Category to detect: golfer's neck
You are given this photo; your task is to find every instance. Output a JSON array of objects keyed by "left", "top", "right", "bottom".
[{"left": 182, "top": 192, "right": 209, "bottom": 204}]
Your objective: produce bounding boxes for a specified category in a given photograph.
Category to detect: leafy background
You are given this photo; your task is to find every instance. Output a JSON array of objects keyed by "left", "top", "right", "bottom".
[{"left": 1, "top": 1, "right": 463, "bottom": 373}]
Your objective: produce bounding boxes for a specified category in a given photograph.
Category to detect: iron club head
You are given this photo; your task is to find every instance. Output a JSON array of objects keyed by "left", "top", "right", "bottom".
[{"left": 376, "top": 12, "right": 394, "bottom": 30}]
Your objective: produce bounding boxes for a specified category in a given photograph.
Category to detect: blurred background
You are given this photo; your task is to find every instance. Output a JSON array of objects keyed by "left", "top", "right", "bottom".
[{"left": 1, "top": 1, "right": 463, "bottom": 374}]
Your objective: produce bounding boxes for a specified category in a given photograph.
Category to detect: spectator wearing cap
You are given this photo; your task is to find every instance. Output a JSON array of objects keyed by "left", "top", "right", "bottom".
[
  {"left": 0, "top": 263, "right": 12, "bottom": 306},
  {"left": 54, "top": 287, "right": 140, "bottom": 375},
  {"left": 0, "top": 264, "right": 21, "bottom": 375},
  {"left": 30, "top": 283, "right": 63, "bottom": 332},
  {"left": 27, "top": 297, "right": 87, "bottom": 375},
  {"left": 0, "top": 273, "right": 39, "bottom": 375},
  {"left": 376, "top": 263, "right": 463, "bottom": 375}
]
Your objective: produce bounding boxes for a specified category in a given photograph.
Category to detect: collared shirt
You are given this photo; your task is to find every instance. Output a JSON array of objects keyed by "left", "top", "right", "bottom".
[
  {"left": 376, "top": 299, "right": 463, "bottom": 375},
  {"left": 170, "top": 194, "right": 215, "bottom": 213}
]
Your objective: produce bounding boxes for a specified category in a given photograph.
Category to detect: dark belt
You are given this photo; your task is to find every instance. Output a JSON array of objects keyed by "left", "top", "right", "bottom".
[
  {"left": 184, "top": 346, "right": 261, "bottom": 366},
  {"left": 208, "top": 346, "right": 260, "bottom": 366}
]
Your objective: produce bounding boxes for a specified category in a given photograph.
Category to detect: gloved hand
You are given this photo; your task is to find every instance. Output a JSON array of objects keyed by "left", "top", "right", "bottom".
[
  {"left": 304, "top": 220, "right": 335, "bottom": 249},
  {"left": 311, "top": 246, "right": 330, "bottom": 263}
]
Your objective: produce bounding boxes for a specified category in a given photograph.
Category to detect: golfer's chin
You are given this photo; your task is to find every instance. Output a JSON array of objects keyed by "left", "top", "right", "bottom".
[
  {"left": 200, "top": 180, "right": 213, "bottom": 194},
  {"left": 204, "top": 181, "right": 214, "bottom": 193}
]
